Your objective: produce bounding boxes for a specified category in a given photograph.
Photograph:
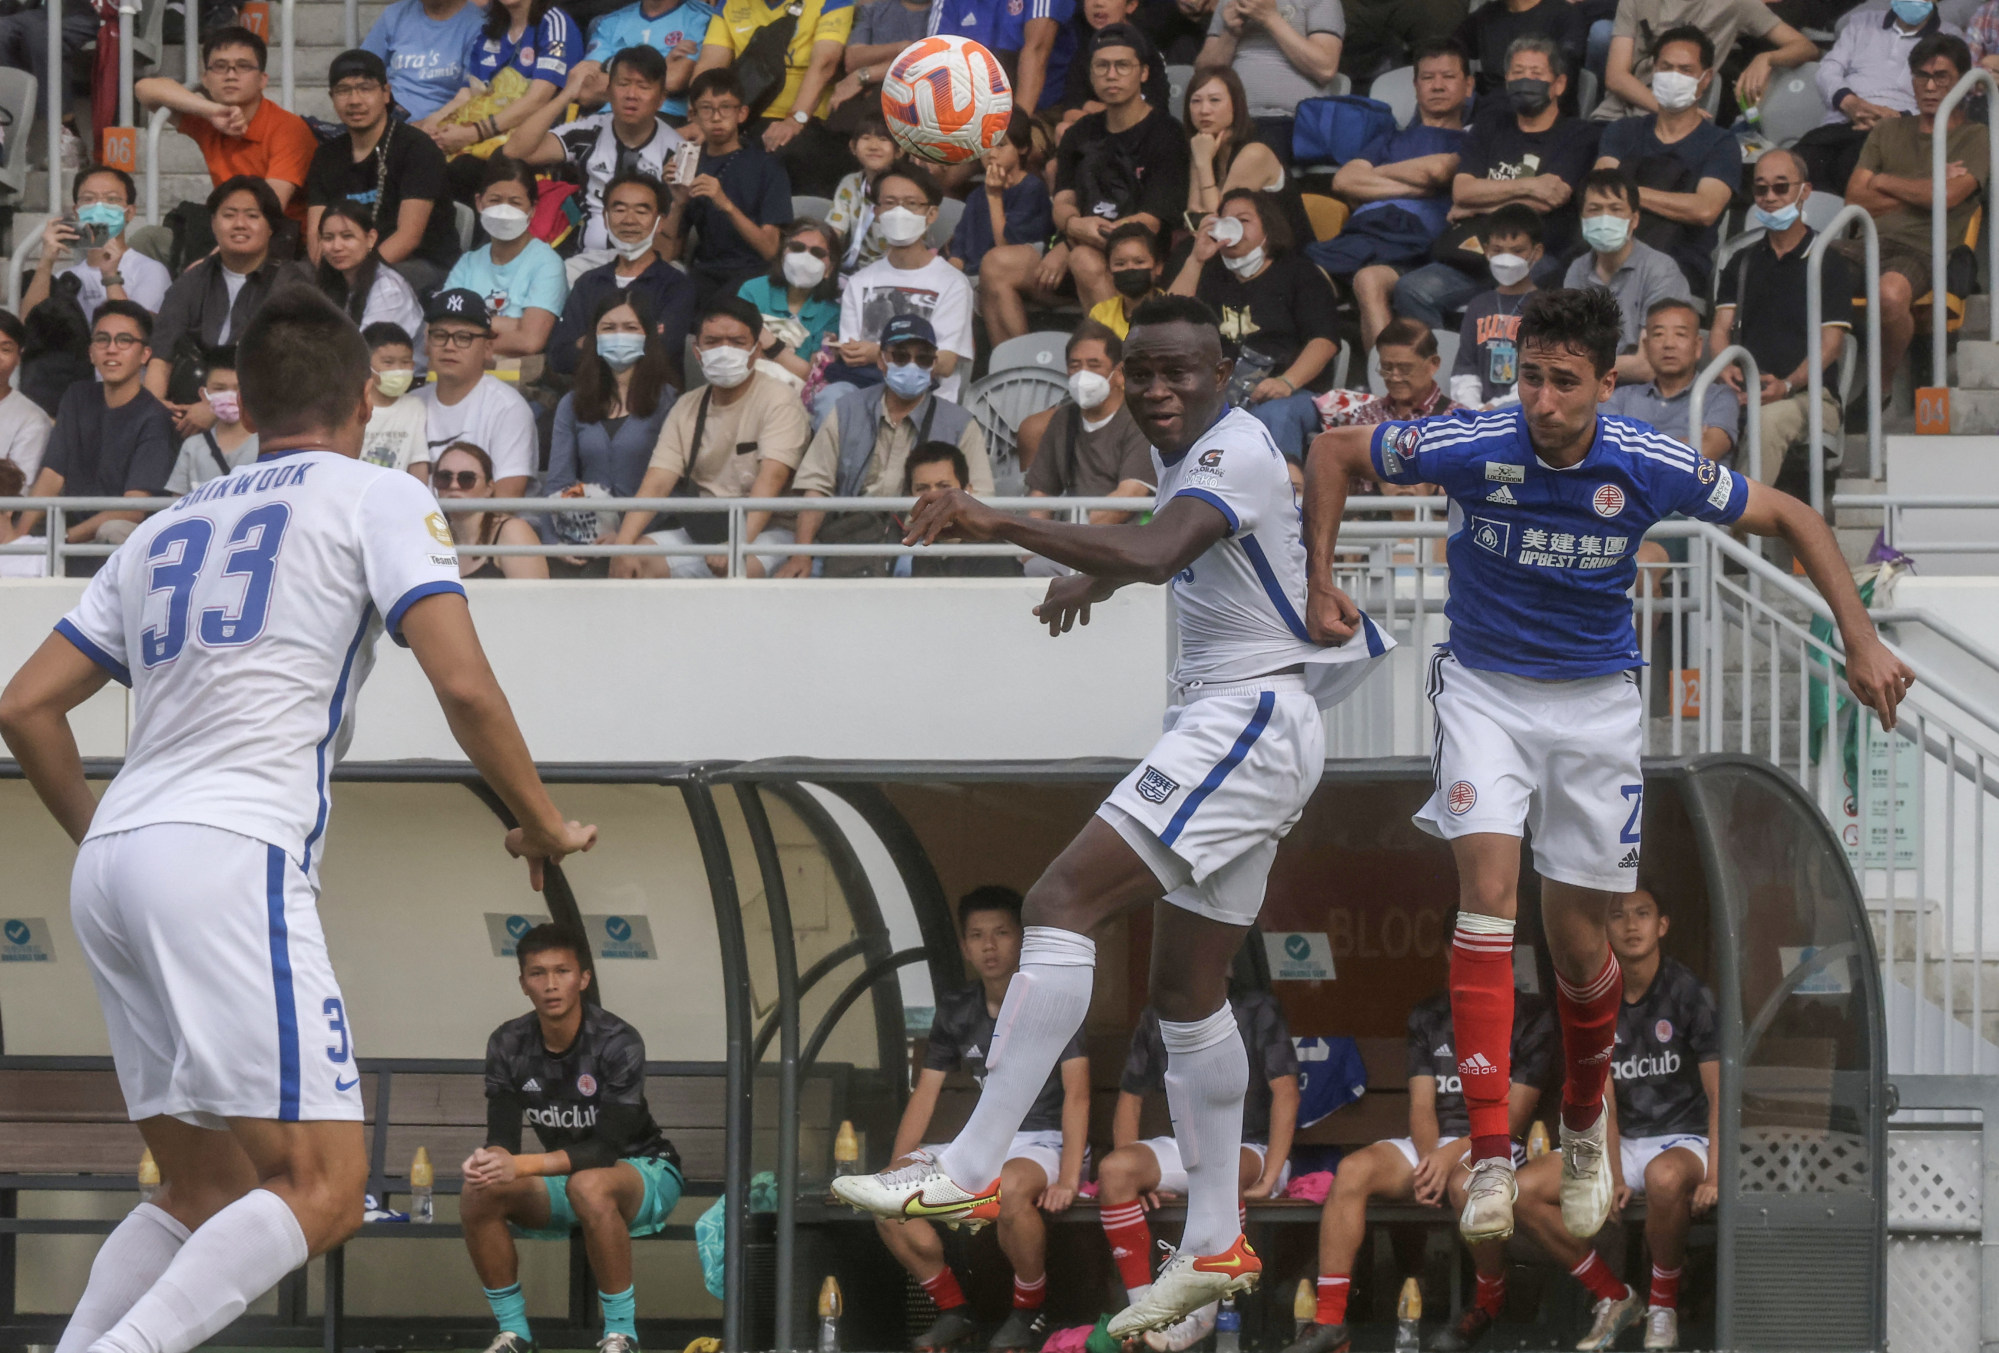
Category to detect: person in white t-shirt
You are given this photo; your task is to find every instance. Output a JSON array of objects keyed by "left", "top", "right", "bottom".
[
  {"left": 312, "top": 202, "right": 428, "bottom": 370},
  {"left": 22, "top": 166, "right": 173, "bottom": 324},
  {"left": 358, "top": 322, "right": 432, "bottom": 478},
  {"left": 823, "top": 160, "right": 976, "bottom": 414},
  {"left": 0, "top": 309, "right": 53, "bottom": 486},
  {"left": 414, "top": 290, "right": 538, "bottom": 496},
  {"left": 165, "top": 349, "right": 261, "bottom": 494}
]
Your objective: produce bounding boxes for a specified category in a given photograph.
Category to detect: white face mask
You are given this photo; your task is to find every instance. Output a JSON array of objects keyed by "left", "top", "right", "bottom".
[
  {"left": 1068, "top": 369, "right": 1112, "bottom": 411},
  {"left": 782, "top": 249, "right": 827, "bottom": 288},
  {"left": 1222, "top": 245, "right": 1266, "bottom": 279},
  {"left": 611, "top": 222, "right": 658, "bottom": 261},
  {"left": 1651, "top": 68, "right": 1701, "bottom": 111},
  {"left": 480, "top": 203, "right": 531, "bottom": 242},
  {"left": 1488, "top": 252, "right": 1532, "bottom": 286},
  {"left": 698, "top": 343, "right": 753, "bottom": 388},
  {"left": 878, "top": 206, "right": 929, "bottom": 247}
]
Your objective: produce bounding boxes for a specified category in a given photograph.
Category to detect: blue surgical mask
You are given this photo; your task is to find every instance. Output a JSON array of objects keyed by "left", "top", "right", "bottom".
[
  {"left": 1751, "top": 201, "right": 1801, "bottom": 231},
  {"left": 1581, "top": 214, "right": 1632, "bottom": 253},
  {"left": 884, "top": 360, "right": 932, "bottom": 399},
  {"left": 77, "top": 202, "right": 126, "bottom": 236},
  {"left": 596, "top": 333, "right": 647, "bottom": 370},
  {"left": 1890, "top": 0, "right": 1934, "bottom": 25}
]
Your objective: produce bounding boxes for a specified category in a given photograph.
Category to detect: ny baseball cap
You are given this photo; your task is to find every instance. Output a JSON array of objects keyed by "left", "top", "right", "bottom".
[
  {"left": 425, "top": 288, "right": 491, "bottom": 329},
  {"left": 880, "top": 313, "right": 937, "bottom": 349}
]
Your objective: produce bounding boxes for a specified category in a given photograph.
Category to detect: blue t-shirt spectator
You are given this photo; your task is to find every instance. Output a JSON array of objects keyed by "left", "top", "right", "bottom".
[
  {"left": 1349, "top": 122, "right": 1469, "bottom": 236},
  {"left": 685, "top": 144, "right": 792, "bottom": 286},
  {"left": 853, "top": 0, "right": 928, "bottom": 47},
  {"left": 930, "top": 0, "right": 1074, "bottom": 107},
  {"left": 362, "top": 0, "right": 488, "bottom": 119},
  {"left": 445, "top": 237, "right": 571, "bottom": 320},
  {"left": 583, "top": 0, "right": 717, "bottom": 116},
  {"left": 1595, "top": 113, "right": 1741, "bottom": 292},
  {"left": 737, "top": 274, "right": 840, "bottom": 359},
  {"left": 465, "top": 5, "right": 580, "bottom": 88},
  {"left": 947, "top": 176, "right": 1054, "bottom": 275}
]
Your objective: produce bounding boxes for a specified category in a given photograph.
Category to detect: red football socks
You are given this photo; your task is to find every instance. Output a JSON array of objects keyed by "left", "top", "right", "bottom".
[
  {"left": 1315, "top": 1274, "right": 1351, "bottom": 1326},
  {"left": 1649, "top": 1264, "right": 1681, "bottom": 1310},
  {"left": 1557, "top": 950, "right": 1622, "bottom": 1132},
  {"left": 1452, "top": 914, "right": 1517, "bottom": 1157},
  {"left": 1571, "top": 1252, "right": 1630, "bottom": 1304},
  {"left": 1475, "top": 1270, "right": 1507, "bottom": 1317},
  {"left": 1012, "top": 1274, "right": 1046, "bottom": 1310},
  {"left": 920, "top": 1267, "right": 966, "bottom": 1311},
  {"left": 1100, "top": 1201, "right": 1154, "bottom": 1294}
]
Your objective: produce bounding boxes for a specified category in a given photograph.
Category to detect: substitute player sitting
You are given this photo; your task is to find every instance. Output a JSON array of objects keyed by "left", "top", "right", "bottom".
[
  {"left": 462, "top": 924, "right": 683, "bottom": 1353},
  {"left": 1287, "top": 984, "right": 1554, "bottom": 1353},
  {"left": 878, "top": 887, "right": 1089, "bottom": 1353},
  {"left": 1302, "top": 288, "right": 1910, "bottom": 1254},
  {"left": 1097, "top": 990, "right": 1298, "bottom": 1351},
  {"left": 834, "top": 295, "right": 1393, "bottom": 1340},
  {"left": 1510, "top": 889, "right": 1716, "bottom": 1353}
]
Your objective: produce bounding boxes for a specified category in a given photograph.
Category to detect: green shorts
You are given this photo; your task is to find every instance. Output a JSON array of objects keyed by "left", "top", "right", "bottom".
[{"left": 511, "top": 1156, "right": 684, "bottom": 1241}]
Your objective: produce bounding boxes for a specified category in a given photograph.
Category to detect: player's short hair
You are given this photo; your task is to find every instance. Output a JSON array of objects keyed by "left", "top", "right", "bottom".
[
  {"left": 905, "top": 439, "right": 970, "bottom": 492},
  {"left": 207, "top": 174, "right": 284, "bottom": 227},
  {"left": 872, "top": 159, "right": 943, "bottom": 207},
  {"left": 957, "top": 885, "right": 1024, "bottom": 933},
  {"left": 606, "top": 44, "right": 667, "bottom": 84},
  {"left": 1651, "top": 24, "right": 1713, "bottom": 70},
  {"left": 604, "top": 167, "right": 666, "bottom": 214},
  {"left": 515, "top": 922, "right": 589, "bottom": 971},
  {"left": 361, "top": 320, "right": 413, "bottom": 352},
  {"left": 1129, "top": 293, "right": 1221, "bottom": 333},
  {"left": 1518, "top": 288, "right": 1623, "bottom": 378},
  {"left": 687, "top": 67, "right": 746, "bottom": 107},
  {"left": 236, "top": 285, "right": 371, "bottom": 440},
  {"left": 75, "top": 163, "right": 137, "bottom": 206},
  {"left": 1376, "top": 317, "right": 1437, "bottom": 361},
  {"left": 1068, "top": 319, "right": 1122, "bottom": 365},
  {"left": 1580, "top": 167, "right": 1640, "bottom": 214},
  {"left": 694, "top": 294, "right": 763, "bottom": 343},
  {"left": 1644, "top": 296, "right": 1700, "bottom": 327},
  {"left": 1479, "top": 203, "right": 1542, "bottom": 247},
  {"left": 1911, "top": 32, "right": 1971, "bottom": 77},
  {"left": 1104, "top": 220, "right": 1161, "bottom": 263},
  {"left": 202, "top": 24, "right": 267, "bottom": 69},
  {"left": 93, "top": 298, "right": 154, "bottom": 342},
  {"left": 1410, "top": 37, "right": 1471, "bottom": 77}
]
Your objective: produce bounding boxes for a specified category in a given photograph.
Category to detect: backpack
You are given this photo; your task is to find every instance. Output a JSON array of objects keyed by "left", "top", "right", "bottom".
[{"left": 1292, "top": 96, "right": 1397, "bottom": 168}]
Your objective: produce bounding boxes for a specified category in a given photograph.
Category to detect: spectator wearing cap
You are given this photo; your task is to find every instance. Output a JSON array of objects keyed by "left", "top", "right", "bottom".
[
  {"left": 23, "top": 165, "right": 172, "bottom": 326},
  {"left": 307, "top": 49, "right": 460, "bottom": 293},
  {"left": 610, "top": 296, "right": 811, "bottom": 578},
  {"left": 137, "top": 26, "right": 319, "bottom": 220},
  {"left": 549, "top": 173, "right": 699, "bottom": 385},
  {"left": 443, "top": 156, "right": 571, "bottom": 360},
  {"left": 791, "top": 312, "right": 995, "bottom": 575},
  {"left": 506, "top": 45, "right": 688, "bottom": 275},
  {"left": 690, "top": 0, "right": 857, "bottom": 198},
  {"left": 663, "top": 69, "right": 794, "bottom": 306},
  {"left": 1015, "top": 322, "right": 1154, "bottom": 522},
  {"left": 0, "top": 310, "right": 52, "bottom": 489},
  {"left": 569, "top": 0, "right": 717, "bottom": 115},
  {"left": 361, "top": 0, "right": 488, "bottom": 121},
  {"left": 416, "top": 289, "right": 540, "bottom": 496},
  {"left": 144, "top": 176, "right": 298, "bottom": 439}
]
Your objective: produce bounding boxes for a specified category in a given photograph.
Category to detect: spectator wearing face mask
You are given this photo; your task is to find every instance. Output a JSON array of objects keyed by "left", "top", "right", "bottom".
[
  {"left": 443, "top": 155, "right": 571, "bottom": 359},
  {"left": 548, "top": 172, "right": 698, "bottom": 384},
  {"left": 1083, "top": 222, "right": 1166, "bottom": 342},
  {"left": 164, "top": 347, "right": 260, "bottom": 494},
  {"left": 1562, "top": 168, "right": 1692, "bottom": 382},
  {"left": 358, "top": 321, "right": 432, "bottom": 477},
  {"left": 546, "top": 292, "right": 680, "bottom": 561},
  {"left": 737, "top": 219, "right": 842, "bottom": 383},
  {"left": 24, "top": 166, "right": 171, "bottom": 325},
  {"left": 1016, "top": 323, "right": 1154, "bottom": 524},
  {"left": 1591, "top": 0, "right": 1815, "bottom": 122},
  {"left": 1801, "top": 0, "right": 1965, "bottom": 199},
  {"left": 1450, "top": 205, "right": 1541, "bottom": 409}
]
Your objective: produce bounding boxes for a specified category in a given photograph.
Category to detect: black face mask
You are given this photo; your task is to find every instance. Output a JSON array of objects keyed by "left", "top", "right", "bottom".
[
  {"left": 1506, "top": 78, "right": 1553, "bottom": 115},
  {"left": 1111, "top": 267, "right": 1154, "bottom": 299}
]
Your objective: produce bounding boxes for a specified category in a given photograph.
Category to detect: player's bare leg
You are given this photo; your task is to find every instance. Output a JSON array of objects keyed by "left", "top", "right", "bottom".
[
  {"left": 1637, "top": 1147, "right": 1705, "bottom": 1351},
  {"left": 1512, "top": 1155, "right": 1640, "bottom": 1351},
  {"left": 990, "top": 1157, "right": 1054, "bottom": 1351},
  {"left": 85, "top": 1118, "right": 364, "bottom": 1353},
  {"left": 1432, "top": 1170, "right": 1512, "bottom": 1351},
  {"left": 1542, "top": 878, "right": 1623, "bottom": 1240},
  {"left": 877, "top": 1216, "right": 979, "bottom": 1350},
  {"left": 1284, "top": 1142, "right": 1419, "bottom": 1353},
  {"left": 1446, "top": 833, "right": 1525, "bottom": 1244}
]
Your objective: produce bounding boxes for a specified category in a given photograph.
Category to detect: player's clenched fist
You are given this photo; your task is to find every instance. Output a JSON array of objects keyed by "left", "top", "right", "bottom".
[
  {"left": 506, "top": 819, "right": 600, "bottom": 891},
  {"left": 1305, "top": 579, "right": 1360, "bottom": 646}
]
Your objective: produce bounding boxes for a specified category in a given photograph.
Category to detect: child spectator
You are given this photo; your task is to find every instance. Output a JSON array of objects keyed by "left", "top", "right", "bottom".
[
  {"left": 443, "top": 156, "right": 571, "bottom": 359},
  {"left": 664, "top": 69, "right": 794, "bottom": 305},
  {"left": 737, "top": 219, "right": 843, "bottom": 382},
  {"left": 164, "top": 347, "right": 259, "bottom": 494},
  {"left": 947, "top": 114, "right": 1055, "bottom": 283},
  {"left": 826, "top": 113, "right": 899, "bottom": 281},
  {"left": 358, "top": 322, "right": 433, "bottom": 476},
  {"left": 1450, "top": 204, "right": 1541, "bottom": 408},
  {"left": 1083, "top": 223, "right": 1165, "bottom": 340},
  {"left": 314, "top": 201, "right": 428, "bottom": 360}
]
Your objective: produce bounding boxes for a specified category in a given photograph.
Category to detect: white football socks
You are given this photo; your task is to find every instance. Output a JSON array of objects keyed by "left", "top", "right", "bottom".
[
  {"left": 89, "top": 1188, "right": 309, "bottom": 1353},
  {"left": 1161, "top": 1005, "right": 1248, "bottom": 1258},
  {"left": 938, "top": 926, "right": 1095, "bottom": 1190},
  {"left": 55, "top": 1204, "right": 191, "bottom": 1353}
]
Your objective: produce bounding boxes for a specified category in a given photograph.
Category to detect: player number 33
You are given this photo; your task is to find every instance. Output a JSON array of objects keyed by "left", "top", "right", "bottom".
[{"left": 140, "top": 503, "right": 293, "bottom": 668}]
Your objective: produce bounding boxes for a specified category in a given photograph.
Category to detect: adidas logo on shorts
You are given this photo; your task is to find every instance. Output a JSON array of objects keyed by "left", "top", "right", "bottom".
[{"left": 1619, "top": 848, "right": 1641, "bottom": 868}]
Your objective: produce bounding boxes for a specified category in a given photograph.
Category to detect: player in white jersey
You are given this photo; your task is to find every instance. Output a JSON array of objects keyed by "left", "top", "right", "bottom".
[
  {"left": 0, "top": 288, "right": 596, "bottom": 1353},
  {"left": 830, "top": 296, "right": 1392, "bottom": 1338}
]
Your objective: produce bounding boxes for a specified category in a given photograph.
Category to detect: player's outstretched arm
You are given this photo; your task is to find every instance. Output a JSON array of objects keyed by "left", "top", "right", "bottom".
[
  {"left": 1302, "top": 427, "right": 1380, "bottom": 645},
  {"left": 0, "top": 634, "right": 113, "bottom": 844},
  {"left": 903, "top": 489, "right": 1230, "bottom": 586},
  {"left": 1735, "top": 480, "right": 1915, "bottom": 729},
  {"left": 398, "top": 592, "right": 598, "bottom": 887}
]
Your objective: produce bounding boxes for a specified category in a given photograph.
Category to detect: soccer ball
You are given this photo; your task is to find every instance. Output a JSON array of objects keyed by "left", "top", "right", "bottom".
[{"left": 881, "top": 35, "right": 1013, "bottom": 166}]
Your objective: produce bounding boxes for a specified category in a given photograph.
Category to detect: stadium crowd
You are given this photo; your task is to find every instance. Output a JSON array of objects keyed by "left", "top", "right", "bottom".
[{"left": 0, "top": 0, "right": 1984, "bottom": 575}]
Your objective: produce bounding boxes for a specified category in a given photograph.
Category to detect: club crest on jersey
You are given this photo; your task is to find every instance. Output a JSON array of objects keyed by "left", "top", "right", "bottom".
[
  {"left": 1447, "top": 780, "right": 1477, "bottom": 814},
  {"left": 1592, "top": 484, "right": 1626, "bottom": 518},
  {"left": 1135, "top": 766, "right": 1179, "bottom": 804},
  {"left": 1697, "top": 458, "right": 1719, "bottom": 485},
  {"left": 426, "top": 512, "right": 453, "bottom": 545},
  {"left": 1655, "top": 1019, "right": 1674, "bottom": 1043},
  {"left": 1470, "top": 516, "right": 1510, "bottom": 556},
  {"left": 577, "top": 1073, "right": 597, "bottom": 1096},
  {"left": 1484, "top": 461, "right": 1524, "bottom": 483}
]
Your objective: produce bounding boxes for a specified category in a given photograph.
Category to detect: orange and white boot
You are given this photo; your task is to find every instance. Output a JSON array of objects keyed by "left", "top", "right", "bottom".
[{"left": 1107, "top": 1236, "right": 1262, "bottom": 1338}]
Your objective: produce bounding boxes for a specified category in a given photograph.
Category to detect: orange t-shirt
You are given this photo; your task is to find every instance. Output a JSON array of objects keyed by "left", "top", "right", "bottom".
[{"left": 177, "top": 97, "right": 318, "bottom": 220}]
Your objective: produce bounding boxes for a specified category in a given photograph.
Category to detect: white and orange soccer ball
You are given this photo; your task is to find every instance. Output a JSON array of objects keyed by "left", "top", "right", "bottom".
[{"left": 880, "top": 35, "right": 1013, "bottom": 166}]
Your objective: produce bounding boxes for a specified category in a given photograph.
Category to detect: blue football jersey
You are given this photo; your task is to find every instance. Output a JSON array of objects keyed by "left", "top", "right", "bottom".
[{"left": 1369, "top": 407, "right": 1748, "bottom": 679}]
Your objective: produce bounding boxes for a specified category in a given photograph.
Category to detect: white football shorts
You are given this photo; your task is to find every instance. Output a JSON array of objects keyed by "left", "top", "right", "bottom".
[
  {"left": 1620, "top": 1133, "right": 1709, "bottom": 1193},
  {"left": 1415, "top": 649, "right": 1645, "bottom": 893},
  {"left": 1382, "top": 1135, "right": 1527, "bottom": 1169},
  {"left": 1137, "top": 1135, "right": 1286, "bottom": 1195},
  {"left": 1099, "top": 676, "right": 1325, "bottom": 927},
  {"left": 925, "top": 1130, "right": 1072, "bottom": 1183},
  {"left": 72, "top": 822, "right": 365, "bottom": 1127}
]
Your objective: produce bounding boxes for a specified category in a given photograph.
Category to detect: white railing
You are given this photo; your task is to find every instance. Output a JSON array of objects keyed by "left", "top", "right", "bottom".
[
  {"left": 1933, "top": 68, "right": 1999, "bottom": 390},
  {"left": 1691, "top": 344, "right": 1764, "bottom": 482},
  {"left": 43, "top": 0, "right": 59, "bottom": 214},
  {"left": 1812, "top": 205, "right": 1884, "bottom": 492},
  {"left": 143, "top": 104, "right": 173, "bottom": 226},
  {"left": 1838, "top": 493, "right": 1999, "bottom": 556}
]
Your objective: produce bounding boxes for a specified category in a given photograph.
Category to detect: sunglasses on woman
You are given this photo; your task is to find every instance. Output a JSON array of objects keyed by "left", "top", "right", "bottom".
[
  {"left": 432, "top": 470, "right": 483, "bottom": 490},
  {"left": 786, "top": 242, "right": 830, "bottom": 260}
]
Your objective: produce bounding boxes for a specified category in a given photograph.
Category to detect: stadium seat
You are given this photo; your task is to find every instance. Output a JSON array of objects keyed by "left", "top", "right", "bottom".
[
  {"left": 1302, "top": 194, "right": 1348, "bottom": 242},
  {"left": 928, "top": 196, "right": 964, "bottom": 250},
  {"left": 1802, "top": 191, "right": 1850, "bottom": 234},
  {"left": 1757, "top": 63, "right": 1826, "bottom": 149},
  {"left": 1578, "top": 68, "right": 1600, "bottom": 119},
  {"left": 0, "top": 69, "right": 35, "bottom": 206},
  {"left": 1367, "top": 330, "right": 1460, "bottom": 396},
  {"left": 454, "top": 201, "right": 475, "bottom": 253},
  {"left": 963, "top": 367, "right": 1069, "bottom": 495},
  {"left": 1371, "top": 66, "right": 1417, "bottom": 128},
  {"left": 791, "top": 194, "right": 834, "bottom": 225},
  {"left": 132, "top": 0, "right": 171, "bottom": 72},
  {"left": 989, "top": 331, "right": 1069, "bottom": 373},
  {"left": 1166, "top": 64, "right": 1195, "bottom": 120},
  {"left": 684, "top": 335, "right": 704, "bottom": 391}
]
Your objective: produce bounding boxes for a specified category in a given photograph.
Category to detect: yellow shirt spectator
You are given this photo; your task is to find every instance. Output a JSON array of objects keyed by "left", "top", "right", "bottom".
[
  {"left": 1088, "top": 294, "right": 1156, "bottom": 339},
  {"left": 703, "top": 0, "right": 856, "bottom": 120}
]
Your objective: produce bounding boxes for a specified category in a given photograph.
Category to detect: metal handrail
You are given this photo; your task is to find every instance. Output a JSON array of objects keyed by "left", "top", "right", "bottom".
[
  {"left": 1810, "top": 205, "right": 1883, "bottom": 493},
  {"left": 345, "top": 0, "right": 358, "bottom": 50},
  {"left": 44, "top": 0, "right": 59, "bottom": 213},
  {"left": 118, "top": 0, "right": 138, "bottom": 130},
  {"left": 279, "top": 0, "right": 295, "bottom": 109},
  {"left": 186, "top": 0, "right": 199, "bottom": 85},
  {"left": 1932, "top": 67, "right": 1999, "bottom": 393},
  {"left": 1690, "top": 345, "right": 1763, "bottom": 483},
  {"left": 142, "top": 104, "right": 172, "bottom": 225}
]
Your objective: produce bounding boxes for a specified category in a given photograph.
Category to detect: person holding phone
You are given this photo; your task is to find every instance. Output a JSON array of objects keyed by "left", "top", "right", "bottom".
[{"left": 23, "top": 166, "right": 171, "bottom": 324}]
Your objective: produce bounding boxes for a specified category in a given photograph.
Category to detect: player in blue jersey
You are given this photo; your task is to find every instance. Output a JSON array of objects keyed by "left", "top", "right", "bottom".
[
  {"left": 830, "top": 295, "right": 1392, "bottom": 1339},
  {"left": 1301, "top": 288, "right": 1911, "bottom": 1260}
]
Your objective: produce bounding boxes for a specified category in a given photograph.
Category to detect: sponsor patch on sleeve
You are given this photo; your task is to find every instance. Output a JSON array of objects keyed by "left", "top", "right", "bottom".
[
  {"left": 1484, "top": 461, "right": 1525, "bottom": 483},
  {"left": 1707, "top": 464, "right": 1735, "bottom": 511}
]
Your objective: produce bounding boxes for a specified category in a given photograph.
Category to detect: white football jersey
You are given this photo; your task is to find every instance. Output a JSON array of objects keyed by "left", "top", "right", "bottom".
[
  {"left": 1155, "top": 408, "right": 1393, "bottom": 702},
  {"left": 58, "top": 450, "right": 465, "bottom": 868}
]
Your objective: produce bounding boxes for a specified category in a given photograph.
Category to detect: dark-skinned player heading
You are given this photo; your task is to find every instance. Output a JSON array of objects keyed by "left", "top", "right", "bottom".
[
  {"left": 832, "top": 295, "right": 1393, "bottom": 1338},
  {"left": 1302, "top": 288, "right": 1912, "bottom": 1263}
]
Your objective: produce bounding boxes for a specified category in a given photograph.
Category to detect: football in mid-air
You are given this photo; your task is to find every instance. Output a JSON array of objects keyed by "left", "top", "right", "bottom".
[{"left": 881, "top": 35, "right": 1013, "bottom": 165}]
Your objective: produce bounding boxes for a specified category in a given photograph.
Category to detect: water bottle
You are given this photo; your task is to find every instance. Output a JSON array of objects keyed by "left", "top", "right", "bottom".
[
  {"left": 1293, "top": 1278, "right": 1316, "bottom": 1338},
  {"left": 138, "top": 1149, "right": 160, "bottom": 1205},
  {"left": 1526, "top": 1121, "right": 1552, "bottom": 1161},
  {"left": 1214, "top": 1297, "right": 1241, "bottom": 1353},
  {"left": 833, "top": 1121, "right": 859, "bottom": 1177},
  {"left": 1395, "top": 1278, "right": 1422, "bottom": 1352},
  {"left": 410, "top": 1146, "right": 435, "bottom": 1224},
  {"left": 817, "top": 1275, "right": 843, "bottom": 1353}
]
